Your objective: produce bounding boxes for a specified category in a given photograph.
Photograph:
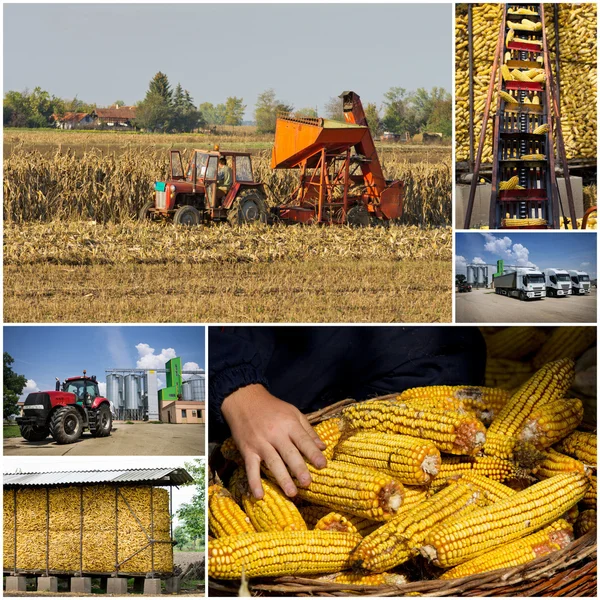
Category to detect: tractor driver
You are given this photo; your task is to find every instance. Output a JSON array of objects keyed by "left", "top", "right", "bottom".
[{"left": 217, "top": 157, "right": 233, "bottom": 201}]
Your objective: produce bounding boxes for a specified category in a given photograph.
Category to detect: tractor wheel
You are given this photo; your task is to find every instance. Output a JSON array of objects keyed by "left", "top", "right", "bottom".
[
  {"left": 49, "top": 406, "right": 84, "bottom": 445},
  {"left": 20, "top": 424, "right": 50, "bottom": 442},
  {"left": 227, "top": 190, "right": 268, "bottom": 226},
  {"left": 174, "top": 205, "right": 202, "bottom": 226},
  {"left": 139, "top": 200, "right": 155, "bottom": 222},
  {"left": 346, "top": 205, "right": 370, "bottom": 227},
  {"left": 90, "top": 404, "right": 112, "bottom": 437}
]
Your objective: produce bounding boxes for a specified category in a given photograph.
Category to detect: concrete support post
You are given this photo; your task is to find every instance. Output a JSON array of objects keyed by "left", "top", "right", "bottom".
[
  {"left": 107, "top": 577, "right": 128, "bottom": 595},
  {"left": 37, "top": 576, "right": 58, "bottom": 592},
  {"left": 143, "top": 579, "right": 162, "bottom": 596},
  {"left": 71, "top": 577, "right": 92, "bottom": 594},
  {"left": 5, "top": 576, "right": 27, "bottom": 592}
]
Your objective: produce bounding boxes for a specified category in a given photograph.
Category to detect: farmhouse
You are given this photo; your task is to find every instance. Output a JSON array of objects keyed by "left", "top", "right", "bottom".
[
  {"left": 93, "top": 105, "right": 137, "bottom": 128},
  {"left": 51, "top": 112, "right": 94, "bottom": 130}
]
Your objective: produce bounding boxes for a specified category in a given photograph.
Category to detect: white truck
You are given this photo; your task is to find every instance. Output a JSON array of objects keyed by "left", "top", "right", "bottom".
[
  {"left": 544, "top": 268, "right": 572, "bottom": 297},
  {"left": 493, "top": 267, "right": 546, "bottom": 301},
  {"left": 569, "top": 270, "right": 591, "bottom": 295}
]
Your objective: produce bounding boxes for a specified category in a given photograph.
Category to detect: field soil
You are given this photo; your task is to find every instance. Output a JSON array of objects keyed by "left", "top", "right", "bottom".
[{"left": 3, "top": 422, "right": 205, "bottom": 456}]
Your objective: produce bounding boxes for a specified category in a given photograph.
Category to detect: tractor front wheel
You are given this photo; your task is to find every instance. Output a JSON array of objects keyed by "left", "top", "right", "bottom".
[
  {"left": 49, "top": 406, "right": 84, "bottom": 444},
  {"left": 174, "top": 205, "right": 202, "bottom": 226},
  {"left": 139, "top": 200, "right": 155, "bottom": 222},
  {"left": 227, "top": 190, "right": 268, "bottom": 226},
  {"left": 20, "top": 424, "right": 50, "bottom": 442},
  {"left": 90, "top": 404, "right": 113, "bottom": 437}
]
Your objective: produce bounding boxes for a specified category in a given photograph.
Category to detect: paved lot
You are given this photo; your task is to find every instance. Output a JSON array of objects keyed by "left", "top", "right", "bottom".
[
  {"left": 4, "top": 421, "right": 205, "bottom": 456},
  {"left": 456, "top": 287, "right": 597, "bottom": 323}
]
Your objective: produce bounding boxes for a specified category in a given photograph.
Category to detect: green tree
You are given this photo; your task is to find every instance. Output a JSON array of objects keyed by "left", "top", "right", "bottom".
[
  {"left": 4, "top": 352, "right": 26, "bottom": 420},
  {"left": 424, "top": 88, "right": 452, "bottom": 138},
  {"left": 456, "top": 274, "right": 467, "bottom": 285},
  {"left": 173, "top": 525, "right": 190, "bottom": 550},
  {"left": 382, "top": 87, "right": 410, "bottom": 135},
  {"left": 295, "top": 107, "right": 318, "bottom": 118},
  {"left": 148, "top": 72, "right": 173, "bottom": 104},
  {"left": 324, "top": 96, "right": 344, "bottom": 121},
  {"left": 112, "top": 99, "right": 126, "bottom": 107},
  {"left": 364, "top": 102, "right": 382, "bottom": 137},
  {"left": 224, "top": 96, "right": 246, "bottom": 126},
  {"left": 199, "top": 102, "right": 226, "bottom": 127},
  {"left": 136, "top": 72, "right": 174, "bottom": 132},
  {"left": 254, "top": 89, "right": 292, "bottom": 134},
  {"left": 177, "top": 459, "right": 206, "bottom": 548}
]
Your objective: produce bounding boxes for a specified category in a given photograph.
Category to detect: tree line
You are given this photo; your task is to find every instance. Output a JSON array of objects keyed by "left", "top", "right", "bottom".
[{"left": 4, "top": 71, "right": 451, "bottom": 137}]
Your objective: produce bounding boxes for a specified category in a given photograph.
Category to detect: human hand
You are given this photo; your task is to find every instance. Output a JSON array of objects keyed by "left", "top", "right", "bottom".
[{"left": 221, "top": 384, "right": 327, "bottom": 499}]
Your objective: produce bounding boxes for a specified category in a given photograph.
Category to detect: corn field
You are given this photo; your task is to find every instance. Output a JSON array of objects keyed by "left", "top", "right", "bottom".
[{"left": 3, "top": 133, "right": 451, "bottom": 226}]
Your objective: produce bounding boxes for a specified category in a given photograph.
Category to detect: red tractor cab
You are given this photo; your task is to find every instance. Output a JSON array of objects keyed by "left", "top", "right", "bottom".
[
  {"left": 16, "top": 371, "right": 112, "bottom": 445},
  {"left": 140, "top": 149, "right": 269, "bottom": 226}
]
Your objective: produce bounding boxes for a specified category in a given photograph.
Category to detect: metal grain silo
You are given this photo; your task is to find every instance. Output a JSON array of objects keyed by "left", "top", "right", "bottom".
[
  {"left": 482, "top": 266, "right": 489, "bottom": 287},
  {"left": 136, "top": 375, "right": 145, "bottom": 409},
  {"left": 476, "top": 266, "right": 485, "bottom": 286},
  {"left": 188, "top": 376, "right": 205, "bottom": 401},
  {"left": 466, "top": 265, "right": 475, "bottom": 285},
  {"left": 182, "top": 381, "right": 193, "bottom": 401},
  {"left": 124, "top": 374, "right": 138, "bottom": 410},
  {"left": 106, "top": 374, "right": 123, "bottom": 409}
]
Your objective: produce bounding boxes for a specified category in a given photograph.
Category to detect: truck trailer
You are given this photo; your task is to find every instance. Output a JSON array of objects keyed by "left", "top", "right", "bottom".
[
  {"left": 569, "top": 270, "right": 591, "bottom": 295},
  {"left": 493, "top": 268, "right": 546, "bottom": 301},
  {"left": 544, "top": 268, "right": 572, "bottom": 297}
]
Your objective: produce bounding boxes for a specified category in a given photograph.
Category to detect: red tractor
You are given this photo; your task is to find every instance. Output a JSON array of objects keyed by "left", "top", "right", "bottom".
[
  {"left": 140, "top": 149, "right": 269, "bottom": 226},
  {"left": 16, "top": 372, "right": 112, "bottom": 444}
]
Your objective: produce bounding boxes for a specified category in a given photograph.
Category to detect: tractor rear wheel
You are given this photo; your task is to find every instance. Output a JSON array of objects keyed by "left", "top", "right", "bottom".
[
  {"left": 139, "top": 199, "right": 155, "bottom": 221},
  {"left": 20, "top": 424, "right": 50, "bottom": 442},
  {"left": 90, "top": 404, "right": 112, "bottom": 437},
  {"left": 49, "top": 406, "right": 84, "bottom": 445},
  {"left": 174, "top": 205, "right": 202, "bottom": 226},
  {"left": 346, "top": 205, "right": 370, "bottom": 227},
  {"left": 227, "top": 190, "right": 268, "bottom": 226}
]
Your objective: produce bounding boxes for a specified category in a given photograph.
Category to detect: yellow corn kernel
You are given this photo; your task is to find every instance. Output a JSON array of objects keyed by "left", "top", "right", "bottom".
[
  {"left": 576, "top": 509, "right": 596, "bottom": 537},
  {"left": 521, "top": 153, "right": 546, "bottom": 160},
  {"left": 313, "top": 418, "right": 343, "bottom": 460},
  {"left": 532, "top": 327, "right": 597, "bottom": 370},
  {"left": 440, "top": 519, "right": 574, "bottom": 579},
  {"left": 208, "top": 530, "right": 363, "bottom": 579},
  {"left": 241, "top": 478, "right": 307, "bottom": 532},
  {"left": 333, "top": 431, "right": 440, "bottom": 485},
  {"left": 341, "top": 400, "right": 486, "bottom": 456},
  {"left": 420, "top": 472, "right": 589, "bottom": 567},
  {"left": 518, "top": 398, "right": 583, "bottom": 450},
  {"left": 299, "top": 505, "right": 380, "bottom": 536},
  {"left": 555, "top": 430, "right": 597, "bottom": 467},
  {"left": 532, "top": 123, "right": 549, "bottom": 135},
  {"left": 485, "top": 358, "right": 534, "bottom": 389},
  {"left": 352, "top": 483, "right": 480, "bottom": 572},
  {"left": 484, "top": 326, "right": 548, "bottom": 360},
  {"left": 512, "top": 69, "right": 532, "bottom": 82},
  {"left": 314, "top": 512, "right": 359, "bottom": 535},
  {"left": 499, "top": 176, "right": 520, "bottom": 190},
  {"left": 499, "top": 91, "right": 518, "bottom": 104},
  {"left": 208, "top": 484, "right": 255, "bottom": 538},
  {"left": 437, "top": 456, "right": 518, "bottom": 484},
  {"left": 484, "top": 359, "right": 575, "bottom": 459},
  {"left": 534, "top": 448, "right": 591, "bottom": 479},
  {"left": 501, "top": 64, "right": 513, "bottom": 81},
  {"left": 450, "top": 473, "right": 517, "bottom": 504}
]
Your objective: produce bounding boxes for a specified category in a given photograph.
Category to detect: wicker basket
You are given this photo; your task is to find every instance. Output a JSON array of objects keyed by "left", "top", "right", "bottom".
[{"left": 209, "top": 399, "right": 598, "bottom": 597}]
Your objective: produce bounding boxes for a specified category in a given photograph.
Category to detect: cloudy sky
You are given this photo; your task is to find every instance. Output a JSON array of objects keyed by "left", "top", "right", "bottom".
[
  {"left": 3, "top": 3, "right": 452, "bottom": 118},
  {"left": 4, "top": 325, "right": 206, "bottom": 403},
  {"left": 455, "top": 232, "right": 597, "bottom": 277}
]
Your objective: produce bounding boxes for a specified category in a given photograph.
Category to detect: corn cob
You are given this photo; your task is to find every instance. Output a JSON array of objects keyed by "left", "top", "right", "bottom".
[
  {"left": 576, "top": 509, "right": 596, "bottom": 537},
  {"left": 533, "top": 123, "right": 549, "bottom": 135},
  {"left": 498, "top": 91, "right": 518, "bottom": 104},
  {"left": 518, "top": 398, "right": 584, "bottom": 450},
  {"left": 316, "top": 571, "right": 408, "bottom": 587},
  {"left": 299, "top": 504, "right": 381, "bottom": 536},
  {"left": 314, "top": 512, "right": 359, "bottom": 535},
  {"left": 333, "top": 432, "right": 440, "bottom": 485},
  {"left": 439, "top": 519, "right": 574, "bottom": 579},
  {"left": 535, "top": 449, "right": 590, "bottom": 479},
  {"left": 221, "top": 437, "right": 243, "bottom": 464},
  {"left": 563, "top": 504, "right": 579, "bottom": 525},
  {"left": 484, "top": 359, "right": 575, "bottom": 459},
  {"left": 437, "top": 455, "right": 518, "bottom": 484},
  {"left": 403, "top": 486, "right": 431, "bottom": 507},
  {"left": 532, "top": 327, "right": 597, "bottom": 370},
  {"left": 555, "top": 431, "right": 597, "bottom": 467},
  {"left": 521, "top": 153, "right": 546, "bottom": 160},
  {"left": 352, "top": 483, "right": 481, "bottom": 572},
  {"left": 484, "top": 326, "right": 548, "bottom": 360},
  {"left": 265, "top": 459, "right": 404, "bottom": 521},
  {"left": 512, "top": 69, "right": 532, "bottom": 82},
  {"left": 507, "top": 20, "right": 538, "bottom": 32},
  {"left": 582, "top": 475, "right": 596, "bottom": 510},
  {"left": 313, "top": 418, "right": 344, "bottom": 459},
  {"left": 508, "top": 8, "right": 537, "bottom": 16},
  {"left": 451, "top": 473, "right": 517, "bottom": 504},
  {"left": 208, "top": 484, "right": 255, "bottom": 538},
  {"left": 524, "top": 68, "right": 544, "bottom": 79},
  {"left": 532, "top": 93, "right": 540, "bottom": 105},
  {"left": 397, "top": 385, "right": 511, "bottom": 423},
  {"left": 502, "top": 217, "right": 548, "bottom": 227},
  {"left": 227, "top": 467, "right": 247, "bottom": 504},
  {"left": 241, "top": 478, "right": 307, "bottom": 532},
  {"left": 499, "top": 176, "right": 520, "bottom": 190},
  {"left": 506, "top": 30, "right": 515, "bottom": 45},
  {"left": 531, "top": 72, "right": 546, "bottom": 83},
  {"left": 485, "top": 358, "right": 534, "bottom": 389},
  {"left": 501, "top": 64, "right": 514, "bottom": 81},
  {"left": 341, "top": 400, "right": 487, "bottom": 456},
  {"left": 208, "top": 530, "right": 363, "bottom": 579},
  {"left": 420, "top": 472, "right": 589, "bottom": 567}
]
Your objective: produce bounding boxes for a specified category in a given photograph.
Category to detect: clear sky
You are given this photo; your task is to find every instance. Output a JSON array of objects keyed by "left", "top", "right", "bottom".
[
  {"left": 4, "top": 325, "right": 206, "bottom": 402},
  {"left": 455, "top": 232, "right": 597, "bottom": 278},
  {"left": 3, "top": 456, "right": 203, "bottom": 526},
  {"left": 3, "top": 3, "right": 452, "bottom": 117}
]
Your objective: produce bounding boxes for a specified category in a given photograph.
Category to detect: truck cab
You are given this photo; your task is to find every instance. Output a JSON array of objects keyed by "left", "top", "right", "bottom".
[
  {"left": 569, "top": 270, "right": 591, "bottom": 295},
  {"left": 544, "top": 268, "right": 572, "bottom": 297},
  {"left": 494, "top": 267, "right": 546, "bottom": 300}
]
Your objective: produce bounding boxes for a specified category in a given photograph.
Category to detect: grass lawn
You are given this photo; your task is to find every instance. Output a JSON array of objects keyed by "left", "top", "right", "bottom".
[{"left": 4, "top": 424, "right": 21, "bottom": 438}]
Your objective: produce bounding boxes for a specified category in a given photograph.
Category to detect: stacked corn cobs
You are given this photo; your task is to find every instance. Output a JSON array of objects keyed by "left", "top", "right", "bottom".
[
  {"left": 3, "top": 485, "right": 172, "bottom": 575},
  {"left": 455, "top": 3, "right": 597, "bottom": 163},
  {"left": 209, "top": 326, "right": 596, "bottom": 589}
]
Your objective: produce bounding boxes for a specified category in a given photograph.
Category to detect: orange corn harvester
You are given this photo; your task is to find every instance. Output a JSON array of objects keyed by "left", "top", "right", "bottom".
[{"left": 271, "top": 91, "right": 404, "bottom": 225}]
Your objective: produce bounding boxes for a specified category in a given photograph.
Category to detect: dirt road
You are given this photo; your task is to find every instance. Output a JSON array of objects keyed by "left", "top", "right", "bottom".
[
  {"left": 456, "top": 288, "right": 597, "bottom": 323},
  {"left": 4, "top": 422, "right": 205, "bottom": 456}
]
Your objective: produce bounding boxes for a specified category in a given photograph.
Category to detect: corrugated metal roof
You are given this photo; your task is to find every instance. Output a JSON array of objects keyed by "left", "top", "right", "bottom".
[{"left": 3, "top": 467, "right": 192, "bottom": 488}]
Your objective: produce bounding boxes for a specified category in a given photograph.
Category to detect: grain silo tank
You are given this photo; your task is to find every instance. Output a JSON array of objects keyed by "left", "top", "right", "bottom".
[
  {"left": 136, "top": 375, "right": 145, "bottom": 409},
  {"left": 182, "top": 381, "right": 193, "bottom": 401},
  {"left": 476, "top": 266, "right": 485, "bottom": 286},
  {"left": 188, "top": 376, "right": 205, "bottom": 401},
  {"left": 124, "top": 374, "right": 138, "bottom": 410},
  {"left": 106, "top": 374, "right": 123, "bottom": 409},
  {"left": 482, "top": 266, "right": 489, "bottom": 287},
  {"left": 466, "top": 266, "right": 475, "bottom": 285}
]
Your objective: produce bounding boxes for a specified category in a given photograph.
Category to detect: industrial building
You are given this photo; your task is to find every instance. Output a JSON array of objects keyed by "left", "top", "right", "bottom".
[
  {"left": 105, "top": 357, "right": 205, "bottom": 423},
  {"left": 465, "top": 264, "right": 490, "bottom": 288}
]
